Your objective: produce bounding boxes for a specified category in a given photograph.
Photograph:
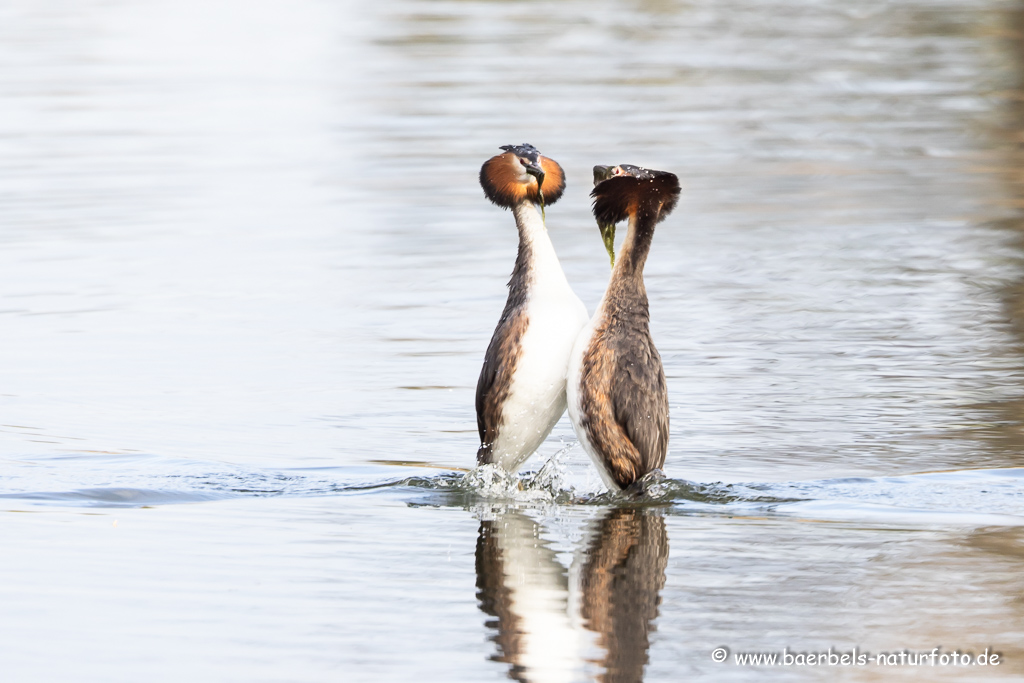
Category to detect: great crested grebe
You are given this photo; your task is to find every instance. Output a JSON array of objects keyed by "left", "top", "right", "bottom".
[
  {"left": 567, "top": 164, "right": 681, "bottom": 490},
  {"left": 475, "top": 144, "right": 589, "bottom": 472}
]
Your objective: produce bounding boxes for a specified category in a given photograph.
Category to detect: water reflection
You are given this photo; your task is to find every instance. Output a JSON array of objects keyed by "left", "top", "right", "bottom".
[
  {"left": 476, "top": 507, "right": 669, "bottom": 682},
  {"left": 476, "top": 511, "right": 582, "bottom": 682},
  {"left": 579, "top": 508, "right": 669, "bottom": 683}
]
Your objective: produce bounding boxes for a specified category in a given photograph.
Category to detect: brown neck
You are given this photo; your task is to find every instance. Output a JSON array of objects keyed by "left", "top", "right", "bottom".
[
  {"left": 617, "top": 203, "right": 659, "bottom": 277},
  {"left": 501, "top": 203, "right": 539, "bottom": 317},
  {"left": 603, "top": 204, "right": 660, "bottom": 321}
]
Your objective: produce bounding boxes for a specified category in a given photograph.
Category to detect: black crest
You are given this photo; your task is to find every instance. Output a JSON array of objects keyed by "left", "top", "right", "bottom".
[
  {"left": 591, "top": 166, "right": 680, "bottom": 226},
  {"left": 499, "top": 143, "right": 541, "bottom": 163}
]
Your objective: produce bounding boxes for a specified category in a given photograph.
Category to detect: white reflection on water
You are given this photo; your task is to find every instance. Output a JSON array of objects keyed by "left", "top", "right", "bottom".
[
  {"left": 475, "top": 506, "right": 669, "bottom": 683},
  {"left": 4, "top": 0, "right": 1024, "bottom": 680}
]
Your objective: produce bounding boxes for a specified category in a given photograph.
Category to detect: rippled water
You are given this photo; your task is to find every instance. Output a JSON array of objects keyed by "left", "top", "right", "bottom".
[{"left": 5, "top": 0, "right": 1024, "bottom": 680}]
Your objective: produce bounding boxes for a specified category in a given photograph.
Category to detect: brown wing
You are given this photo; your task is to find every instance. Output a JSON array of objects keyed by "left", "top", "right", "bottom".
[
  {"left": 609, "top": 333, "right": 669, "bottom": 478},
  {"left": 476, "top": 239, "right": 533, "bottom": 464},
  {"left": 475, "top": 307, "right": 527, "bottom": 463},
  {"left": 579, "top": 323, "right": 669, "bottom": 488}
]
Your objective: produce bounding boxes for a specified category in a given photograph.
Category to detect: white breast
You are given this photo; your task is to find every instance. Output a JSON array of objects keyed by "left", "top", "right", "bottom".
[
  {"left": 566, "top": 302, "right": 623, "bottom": 492},
  {"left": 490, "top": 206, "right": 589, "bottom": 472}
]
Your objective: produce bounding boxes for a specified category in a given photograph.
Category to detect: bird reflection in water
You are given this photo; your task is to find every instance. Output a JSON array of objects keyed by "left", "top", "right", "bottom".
[{"left": 475, "top": 507, "right": 669, "bottom": 682}]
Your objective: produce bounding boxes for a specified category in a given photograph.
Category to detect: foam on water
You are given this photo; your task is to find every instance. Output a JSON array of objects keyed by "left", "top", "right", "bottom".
[{"left": 4, "top": 447, "right": 1023, "bottom": 528}]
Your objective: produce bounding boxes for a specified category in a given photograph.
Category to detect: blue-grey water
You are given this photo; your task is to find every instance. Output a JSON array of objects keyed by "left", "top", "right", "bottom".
[{"left": 4, "top": 0, "right": 1024, "bottom": 681}]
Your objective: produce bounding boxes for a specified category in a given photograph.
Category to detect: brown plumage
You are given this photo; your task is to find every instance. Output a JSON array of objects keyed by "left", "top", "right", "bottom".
[
  {"left": 475, "top": 246, "right": 530, "bottom": 463},
  {"left": 591, "top": 166, "right": 679, "bottom": 236},
  {"left": 479, "top": 147, "right": 566, "bottom": 209},
  {"left": 568, "top": 165, "right": 681, "bottom": 490},
  {"left": 578, "top": 317, "right": 669, "bottom": 488}
]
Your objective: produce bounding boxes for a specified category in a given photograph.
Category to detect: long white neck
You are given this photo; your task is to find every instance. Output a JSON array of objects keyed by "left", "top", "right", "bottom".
[{"left": 513, "top": 202, "right": 573, "bottom": 294}]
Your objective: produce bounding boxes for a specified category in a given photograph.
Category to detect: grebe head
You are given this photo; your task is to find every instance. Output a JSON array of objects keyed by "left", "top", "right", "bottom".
[
  {"left": 591, "top": 164, "right": 680, "bottom": 266},
  {"left": 480, "top": 144, "right": 566, "bottom": 210}
]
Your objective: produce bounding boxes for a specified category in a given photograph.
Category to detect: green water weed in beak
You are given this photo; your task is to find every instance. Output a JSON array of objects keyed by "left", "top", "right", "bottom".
[
  {"left": 592, "top": 165, "right": 619, "bottom": 268},
  {"left": 600, "top": 222, "right": 615, "bottom": 267}
]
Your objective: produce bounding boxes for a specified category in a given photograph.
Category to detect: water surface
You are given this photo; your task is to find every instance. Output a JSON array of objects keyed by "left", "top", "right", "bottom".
[{"left": 4, "top": 0, "right": 1024, "bottom": 680}]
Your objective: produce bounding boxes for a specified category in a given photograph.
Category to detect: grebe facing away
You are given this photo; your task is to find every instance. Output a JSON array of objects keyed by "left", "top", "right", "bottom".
[
  {"left": 567, "top": 164, "right": 681, "bottom": 490},
  {"left": 475, "top": 144, "right": 589, "bottom": 472}
]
